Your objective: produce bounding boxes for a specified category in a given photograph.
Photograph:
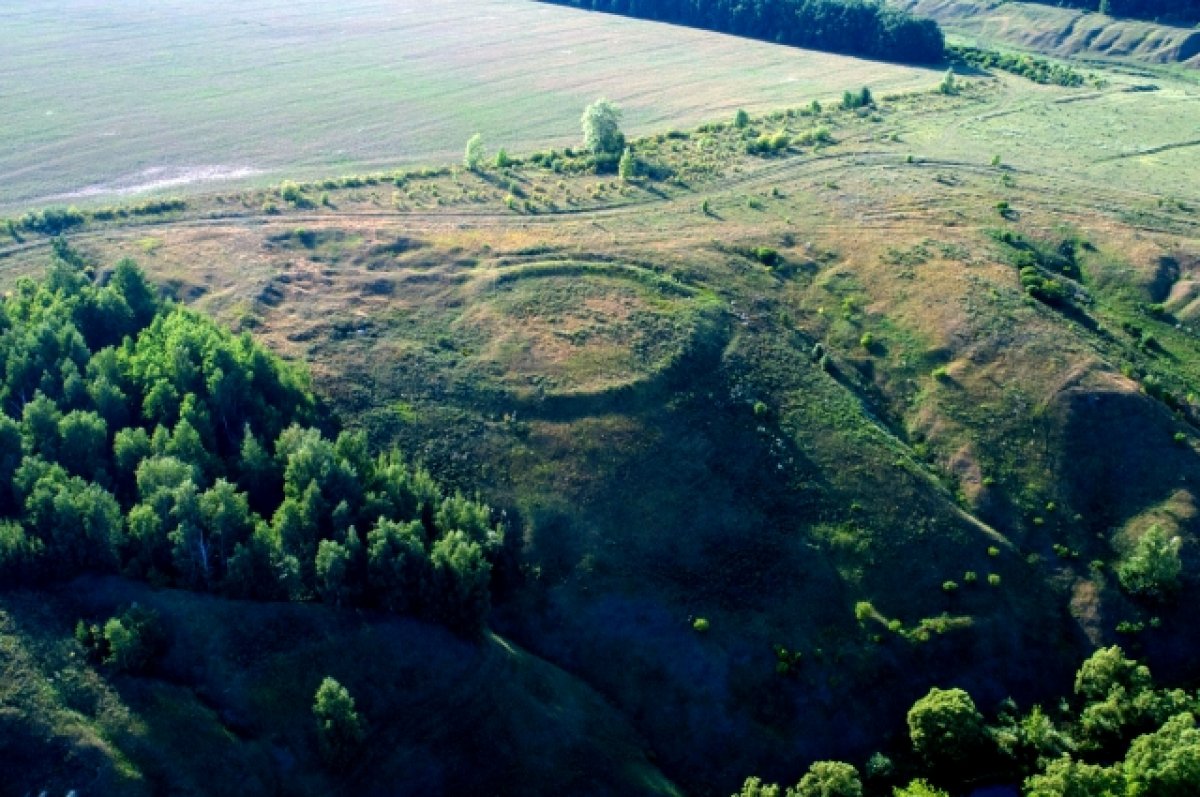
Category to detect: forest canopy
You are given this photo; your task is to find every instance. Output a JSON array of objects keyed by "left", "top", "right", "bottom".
[
  {"left": 1022, "top": 0, "right": 1200, "bottom": 25},
  {"left": 0, "top": 246, "right": 503, "bottom": 634},
  {"left": 536, "top": 0, "right": 946, "bottom": 64}
]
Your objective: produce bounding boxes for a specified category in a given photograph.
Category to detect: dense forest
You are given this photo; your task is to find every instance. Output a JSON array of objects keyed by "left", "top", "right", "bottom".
[
  {"left": 1034, "top": 0, "right": 1200, "bottom": 24},
  {"left": 537, "top": 0, "right": 946, "bottom": 63},
  {"left": 0, "top": 244, "right": 504, "bottom": 634}
]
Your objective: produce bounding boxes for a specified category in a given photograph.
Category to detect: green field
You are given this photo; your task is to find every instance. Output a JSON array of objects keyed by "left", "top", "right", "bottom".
[{"left": 0, "top": 0, "right": 941, "bottom": 214}]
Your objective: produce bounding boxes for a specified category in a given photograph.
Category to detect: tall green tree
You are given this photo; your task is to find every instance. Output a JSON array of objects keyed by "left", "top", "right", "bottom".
[
  {"left": 313, "top": 677, "right": 366, "bottom": 770},
  {"left": 794, "top": 760, "right": 862, "bottom": 797},
  {"left": 464, "top": 133, "right": 485, "bottom": 171},
  {"left": 906, "top": 687, "right": 989, "bottom": 777},
  {"left": 581, "top": 98, "right": 625, "bottom": 155}
]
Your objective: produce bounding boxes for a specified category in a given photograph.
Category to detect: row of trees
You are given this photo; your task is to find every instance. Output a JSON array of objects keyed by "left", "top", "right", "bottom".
[
  {"left": 465, "top": 98, "right": 634, "bottom": 179},
  {"left": 0, "top": 250, "right": 502, "bottom": 633},
  {"left": 736, "top": 646, "right": 1200, "bottom": 796},
  {"left": 539, "top": 0, "right": 945, "bottom": 63},
  {"left": 1033, "top": 0, "right": 1200, "bottom": 25}
]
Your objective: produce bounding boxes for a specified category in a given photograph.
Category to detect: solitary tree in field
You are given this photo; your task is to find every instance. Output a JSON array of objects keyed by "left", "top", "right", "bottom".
[
  {"left": 314, "top": 676, "right": 365, "bottom": 769},
  {"left": 464, "top": 133, "right": 484, "bottom": 171},
  {"left": 581, "top": 98, "right": 625, "bottom": 155}
]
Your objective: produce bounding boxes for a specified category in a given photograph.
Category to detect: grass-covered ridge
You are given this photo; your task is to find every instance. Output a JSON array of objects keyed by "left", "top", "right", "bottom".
[{"left": 0, "top": 247, "right": 505, "bottom": 634}]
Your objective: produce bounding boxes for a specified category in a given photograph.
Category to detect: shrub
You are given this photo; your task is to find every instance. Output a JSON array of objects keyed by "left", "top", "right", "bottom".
[
  {"left": 938, "top": 68, "right": 958, "bottom": 95},
  {"left": 618, "top": 147, "right": 637, "bottom": 181},
  {"left": 0, "top": 521, "right": 44, "bottom": 581},
  {"left": 1118, "top": 525, "right": 1182, "bottom": 600},
  {"left": 988, "top": 573, "right": 1002, "bottom": 586},
  {"left": 797, "top": 126, "right": 834, "bottom": 146},
  {"left": 80, "top": 605, "right": 168, "bottom": 674},
  {"left": 734, "top": 777, "right": 782, "bottom": 797},
  {"left": 279, "top": 181, "right": 306, "bottom": 205},
  {"left": 734, "top": 109, "right": 750, "bottom": 128},
  {"left": 841, "top": 87, "right": 874, "bottom": 110},
  {"left": 893, "top": 780, "right": 949, "bottom": 797},
  {"left": 1122, "top": 712, "right": 1200, "bottom": 796},
  {"left": 753, "top": 247, "right": 780, "bottom": 267},
  {"left": 1024, "top": 755, "right": 1123, "bottom": 797},
  {"left": 19, "top": 207, "right": 86, "bottom": 235},
  {"left": 865, "top": 752, "right": 893, "bottom": 779},
  {"left": 795, "top": 760, "right": 863, "bottom": 797},
  {"left": 907, "top": 687, "right": 988, "bottom": 774},
  {"left": 693, "top": 617, "right": 710, "bottom": 632}
]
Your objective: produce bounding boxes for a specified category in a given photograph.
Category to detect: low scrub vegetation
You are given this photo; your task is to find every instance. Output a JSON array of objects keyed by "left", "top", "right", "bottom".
[{"left": 950, "top": 45, "right": 1087, "bottom": 87}]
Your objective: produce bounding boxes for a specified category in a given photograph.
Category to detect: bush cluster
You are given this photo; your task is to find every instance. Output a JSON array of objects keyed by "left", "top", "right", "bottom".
[
  {"left": 950, "top": 46, "right": 1086, "bottom": 87},
  {"left": 735, "top": 646, "right": 1200, "bottom": 796}
]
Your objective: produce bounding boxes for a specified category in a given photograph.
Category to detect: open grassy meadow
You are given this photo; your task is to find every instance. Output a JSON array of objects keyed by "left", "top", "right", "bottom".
[
  {"left": 7, "top": 3, "right": 1200, "bottom": 795},
  {"left": 0, "top": 0, "right": 941, "bottom": 214}
]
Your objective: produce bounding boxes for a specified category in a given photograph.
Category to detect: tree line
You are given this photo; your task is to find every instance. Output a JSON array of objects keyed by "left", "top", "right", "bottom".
[
  {"left": 0, "top": 247, "right": 502, "bottom": 634},
  {"left": 537, "top": 0, "right": 945, "bottom": 64},
  {"left": 1031, "top": 0, "right": 1200, "bottom": 25}
]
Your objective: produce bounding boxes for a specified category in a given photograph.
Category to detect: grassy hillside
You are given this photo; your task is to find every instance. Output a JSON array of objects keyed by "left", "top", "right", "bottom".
[
  {"left": 894, "top": 0, "right": 1200, "bottom": 69},
  {"left": 3, "top": 10, "right": 1200, "bottom": 797},
  {"left": 1, "top": 577, "right": 678, "bottom": 796}
]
